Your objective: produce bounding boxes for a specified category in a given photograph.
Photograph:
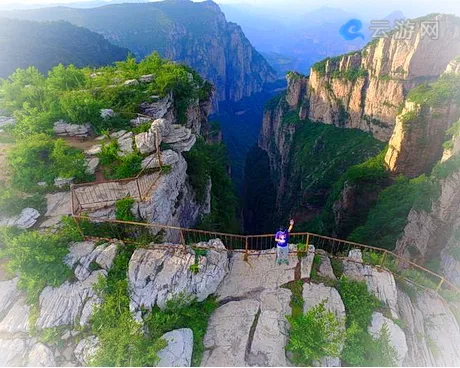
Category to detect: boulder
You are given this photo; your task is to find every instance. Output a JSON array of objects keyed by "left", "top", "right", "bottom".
[
  {"left": 247, "top": 288, "right": 292, "bottom": 367},
  {"left": 135, "top": 130, "right": 157, "bottom": 155},
  {"left": 140, "top": 93, "right": 173, "bottom": 120},
  {"left": 157, "top": 328, "right": 193, "bottom": 367},
  {"left": 53, "top": 120, "right": 91, "bottom": 137},
  {"left": 35, "top": 270, "right": 105, "bottom": 329},
  {"left": 124, "top": 79, "right": 139, "bottom": 87},
  {"left": 117, "top": 131, "right": 134, "bottom": 156},
  {"left": 139, "top": 74, "right": 154, "bottom": 83},
  {"left": 141, "top": 150, "right": 179, "bottom": 170},
  {"left": 300, "top": 244, "right": 316, "bottom": 279},
  {"left": 316, "top": 249, "right": 337, "bottom": 280},
  {"left": 0, "top": 208, "right": 40, "bottom": 229},
  {"left": 85, "top": 157, "right": 100, "bottom": 175},
  {"left": 368, "top": 312, "right": 408, "bottom": 366},
  {"left": 0, "top": 297, "right": 30, "bottom": 333},
  {"left": 27, "top": 343, "right": 56, "bottom": 367},
  {"left": 130, "top": 116, "right": 152, "bottom": 127},
  {"left": 163, "top": 125, "right": 192, "bottom": 144},
  {"left": 129, "top": 239, "right": 228, "bottom": 311},
  {"left": 54, "top": 177, "right": 74, "bottom": 188},
  {"left": 0, "top": 338, "right": 28, "bottom": 366},
  {"left": 100, "top": 109, "right": 115, "bottom": 119},
  {"left": 0, "top": 278, "right": 21, "bottom": 319},
  {"left": 65, "top": 242, "right": 117, "bottom": 282},
  {"left": 85, "top": 144, "right": 102, "bottom": 156},
  {"left": 169, "top": 134, "right": 196, "bottom": 153},
  {"left": 201, "top": 299, "right": 260, "bottom": 367},
  {"left": 74, "top": 336, "right": 99, "bottom": 365}
]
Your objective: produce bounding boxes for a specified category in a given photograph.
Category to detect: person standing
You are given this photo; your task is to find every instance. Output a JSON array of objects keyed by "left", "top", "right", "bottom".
[{"left": 275, "top": 219, "right": 295, "bottom": 265}]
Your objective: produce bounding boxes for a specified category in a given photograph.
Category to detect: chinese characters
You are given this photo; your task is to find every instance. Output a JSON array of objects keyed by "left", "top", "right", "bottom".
[{"left": 369, "top": 19, "right": 439, "bottom": 40}]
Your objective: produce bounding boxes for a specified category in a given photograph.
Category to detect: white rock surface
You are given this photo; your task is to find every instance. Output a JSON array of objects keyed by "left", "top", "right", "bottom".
[
  {"left": 157, "top": 328, "right": 193, "bottom": 367},
  {"left": 247, "top": 288, "right": 292, "bottom": 367},
  {"left": 124, "top": 79, "right": 139, "bottom": 87},
  {"left": 130, "top": 116, "right": 152, "bottom": 127},
  {"left": 35, "top": 270, "right": 105, "bottom": 329},
  {"left": 27, "top": 343, "right": 56, "bottom": 367},
  {"left": 0, "top": 116, "right": 16, "bottom": 128},
  {"left": 140, "top": 94, "right": 173, "bottom": 120},
  {"left": 368, "top": 312, "right": 408, "bottom": 366},
  {"left": 100, "top": 109, "right": 115, "bottom": 119},
  {"left": 0, "top": 278, "right": 21, "bottom": 319},
  {"left": 53, "top": 120, "right": 91, "bottom": 137},
  {"left": 45, "top": 192, "right": 71, "bottom": 217},
  {"left": 163, "top": 125, "right": 192, "bottom": 144},
  {"left": 0, "top": 208, "right": 40, "bottom": 229},
  {"left": 201, "top": 299, "right": 260, "bottom": 367},
  {"left": 217, "top": 246, "right": 298, "bottom": 301},
  {"left": 169, "top": 134, "right": 196, "bottom": 153},
  {"left": 85, "top": 157, "right": 100, "bottom": 175},
  {"left": 316, "top": 249, "right": 337, "bottom": 280},
  {"left": 0, "top": 338, "right": 28, "bottom": 366},
  {"left": 141, "top": 149, "right": 179, "bottom": 169},
  {"left": 85, "top": 144, "right": 102, "bottom": 156},
  {"left": 74, "top": 336, "right": 99, "bottom": 365},
  {"left": 139, "top": 74, "right": 154, "bottom": 83},
  {"left": 135, "top": 130, "right": 157, "bottom": 155},
  {"left": 117, "top": 131, "right": 134, "bottom": 156},
  {"left": 129, "top": 239, "right": 228, "bottom": 311},
  {"left": 0, "top": 297, "right": 30, "bottom": 333},
  {"left": 301, "top": 244, "right": 316, "bottom": 279},
  {"left": 343, "top": 250, "right": 399, "bottom": 318}
]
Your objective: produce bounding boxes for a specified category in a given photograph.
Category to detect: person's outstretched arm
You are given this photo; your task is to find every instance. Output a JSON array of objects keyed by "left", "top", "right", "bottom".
[{"left": 288, "top": 219, "right": 294, "bottom": 232}]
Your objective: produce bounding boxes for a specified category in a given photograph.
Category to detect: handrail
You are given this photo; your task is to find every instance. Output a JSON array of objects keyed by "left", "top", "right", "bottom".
[
  {"left": 71, "top": 113, "right": 164, "bottom": 215},
  {"left": 72, "top": 215, "right": 460, "bottom": 296}
]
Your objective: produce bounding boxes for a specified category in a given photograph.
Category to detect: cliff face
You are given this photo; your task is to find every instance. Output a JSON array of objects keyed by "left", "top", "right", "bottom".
[
  {"left": 303, "top": 14, "right": 460, "bottom": 142},
  {"left": 0, "top": 0, "right": 277, "bottom": 104}
]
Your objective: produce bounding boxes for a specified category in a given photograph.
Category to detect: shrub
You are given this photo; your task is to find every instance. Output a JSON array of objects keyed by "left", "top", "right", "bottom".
[
  {"left": 0, "top": 189, "right": 46, "bottom": 217},
  {"left": 144, "top": 295, "right": 218, "bottom": 366},
  {"left": 104, "top": 152, "right": 143, "bottom": 180},
  {"left": 0, "top": 229, "right": 73, "bottom": 302},
  {"left": 98, "top": 140, "right": 119, "bottom": 166},
  {"left": 90, "top": 245, "right": 167, "bottom": 366},
  {"left": 287, "top": 302, "right": 345, "bottom": 366},
  {"left": 115, "top": 197, "right": 136, "bottom": 222}
]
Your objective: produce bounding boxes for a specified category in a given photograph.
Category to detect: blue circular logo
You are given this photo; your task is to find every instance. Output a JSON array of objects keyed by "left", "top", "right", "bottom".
[{"left": 339, "top": 19, "right": 365, "bottom": 40}]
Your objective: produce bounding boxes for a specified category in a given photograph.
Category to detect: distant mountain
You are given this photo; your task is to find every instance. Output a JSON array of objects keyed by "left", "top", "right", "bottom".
[
  {"left": 220, "top": 4, "right": 405, "bottom": 76},
  {"left": 0, "top": 0, "right": 277, "bottom": 103},
  {"left": 0, "top": 0, "right": 149, "bottom": 11},
  {"left": 0, "top": 18, "right": 129, "bottom": 78}
]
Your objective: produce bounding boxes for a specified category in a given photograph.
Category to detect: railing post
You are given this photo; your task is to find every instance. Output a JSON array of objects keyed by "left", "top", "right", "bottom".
[
  {"left": 155, "top": 127, "right": 163, "bottom": 168},
  {"left": 380, "top": 250, "right": 387, "bottom": 268},
  {"left": 306, "top": 233, "right": 311, "bottom": 247},
  {"left": 436, "top": 277, "right": 445, "bottom": 292},
  {"left": 244, "top": 237, "right": 249, "bottom": 262}
]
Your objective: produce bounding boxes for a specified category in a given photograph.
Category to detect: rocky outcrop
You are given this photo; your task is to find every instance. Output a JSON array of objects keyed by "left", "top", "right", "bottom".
[
  {"left": 343, "top": 250, "right": 399, "bottom": 318},
  {"left": 128, "top": 239, "right": 228, "bottom": 312},
  {"left": 368, "top": 312, "right": 408, "bottom": 366},
  {"left": 27, "top": 343, "right": 56, "bottom": 367},
  {"left": 395, "top": 170, "right": 460, "bottom": 270},
  {"left": 157, "top": 328, "right": 194, "bottom": 367},
  {"left": 0, "top": 208, "right": 40, "bottom": 229},
  {"left": 53, "top": 120, "right": 91, "bottom": 137}
]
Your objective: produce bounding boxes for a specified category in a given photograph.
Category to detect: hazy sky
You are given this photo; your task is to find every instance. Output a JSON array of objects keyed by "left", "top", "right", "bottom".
[{"left": 1, "top": 0, "right": 459, "bottom": 18}]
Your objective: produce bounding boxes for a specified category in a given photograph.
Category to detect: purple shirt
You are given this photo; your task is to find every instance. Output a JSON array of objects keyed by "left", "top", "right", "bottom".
[{"left": 275, "top": 230, "right": 288, "bottom": 247}]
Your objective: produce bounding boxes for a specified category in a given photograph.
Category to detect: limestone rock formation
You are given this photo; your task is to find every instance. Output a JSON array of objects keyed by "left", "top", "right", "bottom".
[
  {"left": 141, "top": 149, "right": 179, "bottom": 170},
  {"left": 343, "top": 250, "right": 399, "bottom": 318},
  {"left": 368, "top": 312, "right": 408, "bottom": 366},
  {"left": 74, "top": 336, "right": 99, "bottom": 366},
  {"left": 128, "top": 239, "right": 228, "bottom": 312},
  {"left": 0, "top": 297, "right": 30, "bottom": 333},
  {"left": 27, "top": 343, "right": 56, "bottom": 367},
  {"left": 157, "top": 328, "right": 194, "bottom": 367},
  {"left": 0, "top": 207, "right": 40, "bottom": 229},
  {"left": 53, "top": 120, "right": 91, "bottom": 137}
]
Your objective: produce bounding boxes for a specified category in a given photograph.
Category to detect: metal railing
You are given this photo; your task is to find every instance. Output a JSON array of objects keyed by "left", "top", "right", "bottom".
[
  {"left": 72, "top": 216, "right": 460, "bottom": 298},
  {"left": 71, "top": 113, "right": 164, "bottom": 216}
]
